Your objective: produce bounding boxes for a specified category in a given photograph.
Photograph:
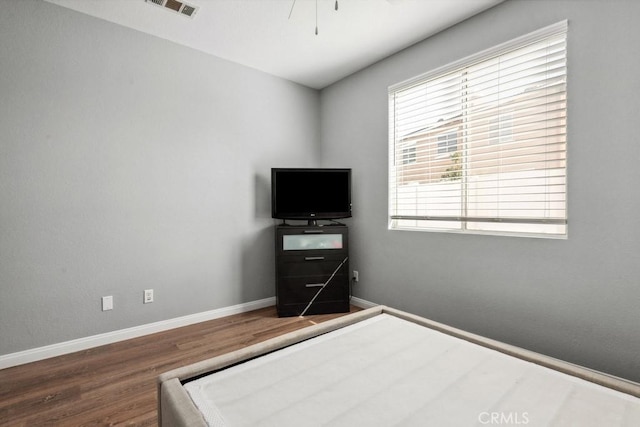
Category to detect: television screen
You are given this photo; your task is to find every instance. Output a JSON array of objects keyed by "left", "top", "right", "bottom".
[{"left": 271, "top": 168, "right": 352, "bottom": 221}]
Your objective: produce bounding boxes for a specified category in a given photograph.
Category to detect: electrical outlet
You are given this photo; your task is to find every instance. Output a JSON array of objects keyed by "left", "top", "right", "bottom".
[
  {"left": 353, "top": 270, "right": 359, "bottom": 282},
  {"left": 143, "top": 289, "right": 154, "bottom": 304},
  {"left": 102, "top": 296, "right": 113, "bottom": 311}
]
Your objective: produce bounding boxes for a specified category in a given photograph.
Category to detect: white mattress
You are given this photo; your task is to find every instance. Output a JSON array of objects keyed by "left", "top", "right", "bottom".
[{"left": 184, "top": 314, "right": 640, "bottom": 427}]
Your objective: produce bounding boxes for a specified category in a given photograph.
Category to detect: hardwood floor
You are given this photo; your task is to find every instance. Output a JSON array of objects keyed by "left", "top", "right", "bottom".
[{"left": 0, "top": 306, "right": 361, "bottom": 426}]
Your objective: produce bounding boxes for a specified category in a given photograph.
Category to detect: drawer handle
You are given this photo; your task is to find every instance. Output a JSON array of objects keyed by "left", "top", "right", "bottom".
[
  {"left": 305, "top": 283, "right": 325, "bottom": 288},
  {"left": 304, "top": 256, "right": 325, "bottom": 261}
]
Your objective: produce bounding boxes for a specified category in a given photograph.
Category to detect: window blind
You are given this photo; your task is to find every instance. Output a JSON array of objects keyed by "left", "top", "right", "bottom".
[{"left": 388, "top": 21, "right": 567, "bottom": 237}]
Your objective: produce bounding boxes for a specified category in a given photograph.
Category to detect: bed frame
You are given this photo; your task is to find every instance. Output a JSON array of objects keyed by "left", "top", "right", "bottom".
[{"left": 157, "top": 306, "right": 640, "bottom": 426}]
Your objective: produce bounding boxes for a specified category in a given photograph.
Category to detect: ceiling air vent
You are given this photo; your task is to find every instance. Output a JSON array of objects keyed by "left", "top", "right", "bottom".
[{"left": 144, "top": 0, "right": 199, "bottom": 19}]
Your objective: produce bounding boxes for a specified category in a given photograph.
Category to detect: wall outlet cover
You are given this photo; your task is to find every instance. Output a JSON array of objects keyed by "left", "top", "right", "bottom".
[
  {"left": 143, "top": 289, "right": 154, "bottom": 304},
  {"left": 102, "top": 296, "right": 113, "bottom": 311}
]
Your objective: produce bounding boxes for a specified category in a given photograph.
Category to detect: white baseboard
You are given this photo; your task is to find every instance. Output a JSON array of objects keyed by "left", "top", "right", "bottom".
[
  {"left": 350, "top": 296, "right": 378, "bottom": 309},
  {"left": 0, "top": 297, "right": 276, "bottom": 370}
]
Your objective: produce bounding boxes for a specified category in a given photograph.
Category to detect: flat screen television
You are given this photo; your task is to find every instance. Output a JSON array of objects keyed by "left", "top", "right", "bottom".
[{"left": 271, "top": 168, "right": 352, "bottom": 224}]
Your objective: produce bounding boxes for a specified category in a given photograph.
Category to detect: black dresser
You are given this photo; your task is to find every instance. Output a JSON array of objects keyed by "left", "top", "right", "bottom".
[{"left": 275, "top": 225, "right": 349, "bottom": 317}]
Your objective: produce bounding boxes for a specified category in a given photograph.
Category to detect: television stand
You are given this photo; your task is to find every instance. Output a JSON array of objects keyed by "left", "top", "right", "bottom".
[{"left": 275, "top": 224, "right": 350, "bottom": 317}]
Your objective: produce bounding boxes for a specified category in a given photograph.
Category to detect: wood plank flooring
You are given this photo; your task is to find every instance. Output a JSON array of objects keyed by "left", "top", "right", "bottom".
[{"left": 0, "top": 306, "right": 361, "bottom": 426}]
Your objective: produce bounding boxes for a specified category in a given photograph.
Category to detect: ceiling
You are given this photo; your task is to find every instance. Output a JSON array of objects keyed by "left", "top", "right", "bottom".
[{"left": 44, "top": 0, "right": 503, "bottom": 89}]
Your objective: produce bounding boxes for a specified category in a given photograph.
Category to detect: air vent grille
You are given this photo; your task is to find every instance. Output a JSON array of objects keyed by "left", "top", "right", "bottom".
[{"left": 144, "top": 0, "right": 199, "bottom": 19}]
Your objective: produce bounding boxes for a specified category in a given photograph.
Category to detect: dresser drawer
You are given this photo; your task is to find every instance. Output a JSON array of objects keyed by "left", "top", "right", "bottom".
[
  {"left": 281, "top": 233, "right": 344, "bottom": 251},
  {"left": 277, "top": 275, "right": 349, "bottom": 306},
  {"left": 277, "top": 254, "right": 347, "bottom": 278}
]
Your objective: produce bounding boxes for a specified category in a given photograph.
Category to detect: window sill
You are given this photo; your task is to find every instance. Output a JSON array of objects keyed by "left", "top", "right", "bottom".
[{"left": 388, "top": 224, "right": 568, "bottom": 240}]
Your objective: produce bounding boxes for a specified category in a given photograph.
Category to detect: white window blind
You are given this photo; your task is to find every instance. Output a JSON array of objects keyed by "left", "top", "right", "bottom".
[{"left": 388, "top": 21, "right": 567, "bottom": 237}]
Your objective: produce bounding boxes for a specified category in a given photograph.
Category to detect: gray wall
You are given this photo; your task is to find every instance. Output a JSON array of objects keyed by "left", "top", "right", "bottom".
[
  {"left": 0, "top": 1, "right": 319, "bottom": 355},
  {"left": 321, "top": 0, "right": 640, "bottom": 382}
]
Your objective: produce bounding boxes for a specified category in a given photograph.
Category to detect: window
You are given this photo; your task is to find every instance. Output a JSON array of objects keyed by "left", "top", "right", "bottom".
[
  {"left": 489, "top": 113, "right": 513, "bottom": 145},
  {"left": 437, "top": 131, "right": 458, "bottom": 155},
  {"left": 401, "top": 142, "right": 417, "bottom": 165},
  {"left": 388, "top": 21, "right": 567, "bottom": 237}
]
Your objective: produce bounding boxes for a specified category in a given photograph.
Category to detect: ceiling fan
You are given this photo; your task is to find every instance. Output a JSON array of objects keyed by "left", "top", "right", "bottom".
[
  {"left": 288, "top": 0, "right": 339, "bottom": 35},
  {"left": 288, "top": 0, "right": 403, "bottom": 35}
]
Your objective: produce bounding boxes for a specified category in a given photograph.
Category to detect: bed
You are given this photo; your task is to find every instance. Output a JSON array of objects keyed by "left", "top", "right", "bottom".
[{"left": 157, "top": 306, "right": 640, "bottom": 426}]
